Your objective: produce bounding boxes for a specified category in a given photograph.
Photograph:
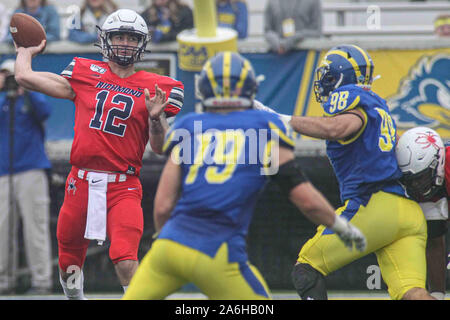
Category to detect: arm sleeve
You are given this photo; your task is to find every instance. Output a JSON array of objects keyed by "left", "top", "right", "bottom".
[
  {"left": 160, "top": 78, "right": 184, "bottom": 117},
  {"left": 60, "top": 58, "right": 78, "bottom": 100}
]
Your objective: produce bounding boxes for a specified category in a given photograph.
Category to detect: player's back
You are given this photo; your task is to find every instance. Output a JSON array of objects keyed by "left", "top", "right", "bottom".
[
  {"left": 324, "top": 84, "right": 405, "bottom": 202},
  {"left": 160, "top": 109, "right": 294, "bottom": 261}
]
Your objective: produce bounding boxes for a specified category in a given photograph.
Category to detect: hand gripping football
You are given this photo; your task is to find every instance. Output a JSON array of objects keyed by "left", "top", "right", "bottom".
[{"left": 10, "top": 13, "right": 47, "bottom": 50}]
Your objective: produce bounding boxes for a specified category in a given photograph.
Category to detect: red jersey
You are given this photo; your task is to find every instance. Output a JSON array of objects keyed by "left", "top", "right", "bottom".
[{"left": 61, "top": 57, "right": 184, "bottom": 176}]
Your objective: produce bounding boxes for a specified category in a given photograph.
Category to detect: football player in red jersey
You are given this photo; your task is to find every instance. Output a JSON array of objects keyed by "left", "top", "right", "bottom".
[
  {"left": 396, "top": 127, "right": 449, "bottom": 300},
  {"left": 14, "top": 9, "right": 184, "bottom": 299}
]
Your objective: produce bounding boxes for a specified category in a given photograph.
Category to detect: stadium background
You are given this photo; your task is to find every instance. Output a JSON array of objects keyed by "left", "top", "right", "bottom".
[{"left": 0, "top": 0, "right": 449, "bottom": 295}]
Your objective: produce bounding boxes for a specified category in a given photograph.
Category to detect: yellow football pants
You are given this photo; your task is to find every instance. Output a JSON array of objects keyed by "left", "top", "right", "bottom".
[
  {"left": 123, "top": 239, "right": 271, "bottom": 300},
  {"left": 297, "top": 191, "right": 427, "bottom": 300}
]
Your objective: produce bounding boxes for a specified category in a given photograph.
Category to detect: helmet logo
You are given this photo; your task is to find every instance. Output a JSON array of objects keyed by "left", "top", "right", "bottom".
[{"left": 415, "top": 131, "right": 442, "bottom": 150}]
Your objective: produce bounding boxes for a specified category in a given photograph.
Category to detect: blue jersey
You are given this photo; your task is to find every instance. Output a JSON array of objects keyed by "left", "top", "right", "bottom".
[
  {"left": 217, "top": 1, "right": 248, "bottom": 39},
  {"left": 323, "top": 84, "right": 405, "bottom": 202},
  {"left": 0, "top": 91, "right": 52, "bottom": 176},
  {"left": 160, "top": 109, "right": 294, "bottom": 262}
]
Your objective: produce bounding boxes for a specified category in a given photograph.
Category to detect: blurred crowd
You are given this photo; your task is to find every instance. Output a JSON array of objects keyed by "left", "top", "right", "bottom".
[
  {"left": 0, "top": 0, "right": 329, "bottom": 55},
  {"left": 0, "top": 0, "right": 251, "bottom": 44},
  {"left": 0, "top": 0, "right": 448, "bottom": 54}
]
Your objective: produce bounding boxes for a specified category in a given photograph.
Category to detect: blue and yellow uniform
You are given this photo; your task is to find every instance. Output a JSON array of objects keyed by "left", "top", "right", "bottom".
[
  {"left": 297, "top": 84, "right": 428, "bottom": 300},
  {"left": 127, "top": 109, "right": 294, "bottom": 300},
  {"left": 217, "top": 1, "right": 248, "bottom": 39}
]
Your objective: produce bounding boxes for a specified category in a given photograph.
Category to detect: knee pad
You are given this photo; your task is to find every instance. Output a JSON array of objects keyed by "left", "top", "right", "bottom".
[{"left": 291, "top": 263, "right": 328, "bottom": 300}]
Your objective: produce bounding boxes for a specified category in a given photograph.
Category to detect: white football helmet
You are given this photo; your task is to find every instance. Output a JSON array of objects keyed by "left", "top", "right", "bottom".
[
  {"left": 99, "top": 9, "right": 149, "bottom": 66},
  {"left": 396, "top": 127, "right": 446, "bottom": 201}
]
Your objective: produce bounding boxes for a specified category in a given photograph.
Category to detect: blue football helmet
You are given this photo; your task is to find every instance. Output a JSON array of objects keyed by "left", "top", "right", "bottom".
[
  {"left": 314, "top": 45, "right": 374, "bottom": 103},
  {"left": 197, "top": 51, "right": 258, "bottom": 109}
]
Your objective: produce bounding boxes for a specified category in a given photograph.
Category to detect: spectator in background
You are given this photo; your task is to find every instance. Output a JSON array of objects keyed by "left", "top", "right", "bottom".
[
  {"left": 264, "top": 0, "right": 322, "bottom": 55},
  {"left": 11, "top": 0, "right": 60, "bottom": 42},
  {"left": 0, "top": 4, "right": 9, "bottom": 42},
  {"left": 0, "top": 59, "right": 53, "bottom": 295},
  {"left": 141, "top": 0, "right": 193, "bottom": 43},
  {"left": 216, "top": 0, "right": 248, "bottom": 39},
  {"left": 68, "top": 0, "right": 118, "bottom": 44},
  {"left": 434, "top": 14, "right": 450, "bottom": 37}
]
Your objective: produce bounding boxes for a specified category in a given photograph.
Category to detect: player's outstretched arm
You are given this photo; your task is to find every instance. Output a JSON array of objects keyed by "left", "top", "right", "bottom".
[
  {"left": 289, "top": 111, "right": 364, "bottom": 141},
  {"left": 14, "top": 40, "right": 75, "bottom": 100},
  {"left": 153, "top": 154, "right": 181, "bottom": 233},
  {"left": 273, "top": 147, "right": 367, "bottom": 252}
]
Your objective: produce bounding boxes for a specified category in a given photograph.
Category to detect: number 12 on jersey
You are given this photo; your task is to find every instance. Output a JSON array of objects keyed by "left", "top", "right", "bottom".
[{"left": 89, "top": 90, "right": 134, "bottom": 137}]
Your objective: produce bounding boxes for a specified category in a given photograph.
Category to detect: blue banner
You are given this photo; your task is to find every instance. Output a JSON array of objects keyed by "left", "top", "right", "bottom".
[
  {"left": 2, "top": 49, "right": 449, "bottom": 141},
  {"left": 1, "top": 51, "right": 316, "bottom": 141},
  {"left": 1, "top": 52, "right": 101, "bottom": 140}
]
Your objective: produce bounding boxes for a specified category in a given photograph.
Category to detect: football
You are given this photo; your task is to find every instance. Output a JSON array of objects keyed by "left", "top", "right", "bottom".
[{"left": 9, "top": 13, "right": 47, "bottom": 49}]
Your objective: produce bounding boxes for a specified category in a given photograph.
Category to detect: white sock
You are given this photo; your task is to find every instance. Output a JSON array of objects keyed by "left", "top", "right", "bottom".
[
  {"left": 59, "top": 271, "right": 87, "bottom": 300},
  {"left": 122, "top": 285, "right": 128, "bottom": 293}
]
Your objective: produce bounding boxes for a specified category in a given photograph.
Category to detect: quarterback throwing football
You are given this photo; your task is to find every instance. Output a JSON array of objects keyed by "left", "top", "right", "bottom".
[{"left": 14, "top": 9, "right": 184, "bottom": 299}]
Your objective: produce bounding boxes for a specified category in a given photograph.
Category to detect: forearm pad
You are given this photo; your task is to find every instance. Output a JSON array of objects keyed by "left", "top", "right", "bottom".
[{"left": 270, "top": 159, "right": 309, "bottom": 194}]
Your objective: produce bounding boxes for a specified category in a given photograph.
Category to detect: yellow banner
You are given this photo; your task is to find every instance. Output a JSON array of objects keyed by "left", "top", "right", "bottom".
[{"left": 300, "top": 49, "right": 450, "bottom": 139}]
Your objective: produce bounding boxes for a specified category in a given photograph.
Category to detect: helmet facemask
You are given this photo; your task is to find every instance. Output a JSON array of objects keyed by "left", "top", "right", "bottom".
[
  {"left": 396, "top": 127, "right": 446, "bottom": 202},
  {"left": 313, "top": 65, "right": 343, "bottom": 103},
  {"left": 100, "top": 30, "right": 148, "bottom": 66},
  {"left": 400, "top": 155, "right": 443, "bottom": 201}
]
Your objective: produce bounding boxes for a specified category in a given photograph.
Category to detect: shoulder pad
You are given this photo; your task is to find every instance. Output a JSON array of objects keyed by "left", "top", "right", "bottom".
[{"left": 323, "top": 85, "right": 362, "bottom": 117}]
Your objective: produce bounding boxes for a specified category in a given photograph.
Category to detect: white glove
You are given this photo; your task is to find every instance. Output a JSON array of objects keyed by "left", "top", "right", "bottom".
[
  {"left": 253, "top": 100, "right": 292, "bottom": 122},
  {"left": 331, "top": 215, "right": 367, "bottom": 252}
]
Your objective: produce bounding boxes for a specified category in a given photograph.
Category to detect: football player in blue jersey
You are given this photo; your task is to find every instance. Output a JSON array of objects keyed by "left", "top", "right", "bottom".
[
  {"left": 123, "top": 51, "right": 366, "bottom": 300},
  {"left": 285, "top": 45, "right": 435, "bottom": 300}
]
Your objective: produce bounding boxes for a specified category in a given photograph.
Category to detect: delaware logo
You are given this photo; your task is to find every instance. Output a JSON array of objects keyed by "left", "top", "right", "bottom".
[{"left": 388, "top": 54, "right": 449, "bottom": 130}]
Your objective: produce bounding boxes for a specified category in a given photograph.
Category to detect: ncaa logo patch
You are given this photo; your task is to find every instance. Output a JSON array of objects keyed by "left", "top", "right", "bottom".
[
  {"left": 90, "top": 64, "right": 107, "bottom": 74},
  {"left": 388, "top": 54, "right": 450, "bottom": 133}
]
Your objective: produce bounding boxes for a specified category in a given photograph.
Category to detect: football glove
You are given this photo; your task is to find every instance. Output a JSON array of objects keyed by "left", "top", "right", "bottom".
[{"left": 331, "top": 215, "right": 367, "bottom": 252}]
